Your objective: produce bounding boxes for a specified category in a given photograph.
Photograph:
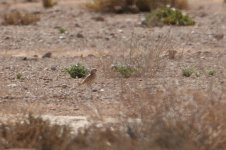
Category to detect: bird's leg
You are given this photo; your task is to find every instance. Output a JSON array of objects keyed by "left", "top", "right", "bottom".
[{"left": 90, "top": 85, "right": 93, "bottom": 100}]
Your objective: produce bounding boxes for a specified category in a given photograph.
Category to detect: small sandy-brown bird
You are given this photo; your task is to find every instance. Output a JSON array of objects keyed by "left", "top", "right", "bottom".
[{"left": 79, "top": 68, "right": 97, "bottom": 86}]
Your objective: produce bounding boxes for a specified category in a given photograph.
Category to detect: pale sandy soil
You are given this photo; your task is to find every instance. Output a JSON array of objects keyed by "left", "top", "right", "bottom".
[{"left": 0, "top": 0, "right": 226, "bottom": 125}]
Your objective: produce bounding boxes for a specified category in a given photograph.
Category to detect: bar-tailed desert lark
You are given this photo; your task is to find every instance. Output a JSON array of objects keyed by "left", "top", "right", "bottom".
[{"left": 79, "top": 68, "right": 97, "bottom": 86}]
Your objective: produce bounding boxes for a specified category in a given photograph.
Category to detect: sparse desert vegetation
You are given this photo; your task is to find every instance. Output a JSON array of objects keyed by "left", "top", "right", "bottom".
[
  {"left": 85, "top": 0, "right": 188, "bottom": 13},
  {"left": 0, "top": 0, "right": 226, "bottom": 149},
  {"left": 207, "top": 69, "right": 215, "bottom": 76},
  {"left": 145, "top": 6, "right": 195, "bottom": 26},
  {"left": 111, "top": 64, "right": 138, "bottom": 78},
  {"left": 1, "top": 100, "right": 225, "bottom": 150},
  {"left": 55, "top": 26, "right": 67, "bottom": 34},
  {"left": 65, "top": 63, "right": 89, "bottom": 79},
  {"left": 42, "top": 0, "right": 57, "bottom": 8},
  {"left": 2, "top": 9, "right": 40, "bottom": 25},
  {"left": 182, "top": 67, "right": 194, "bottom": 77}
]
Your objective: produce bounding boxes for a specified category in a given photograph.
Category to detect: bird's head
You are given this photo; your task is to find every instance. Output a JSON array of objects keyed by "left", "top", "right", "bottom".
[{"left": 90, "top": 68, "right": 97, "bottom": 75}]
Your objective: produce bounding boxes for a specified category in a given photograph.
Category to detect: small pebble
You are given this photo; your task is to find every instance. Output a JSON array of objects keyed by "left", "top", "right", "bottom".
[
  {"left": 7, "top": 84, "right": 17, "bottom": 88},
  {"left": 77, "top": 33, "right": 84, "bottom": 38},
  {"left": 42, "top": 52, "right": 52, "bottom": 58}
]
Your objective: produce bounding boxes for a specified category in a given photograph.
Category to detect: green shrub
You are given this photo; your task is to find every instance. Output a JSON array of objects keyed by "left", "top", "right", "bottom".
[
  {"left": 65, "top": 63, "right": 89, "bottom": 79},
  {"left": 145, "top": 7, "right": 195, "bottom": 26},
  {"left": 208, "top": 70, "right": 215, "bottom": 76},
  {"left": 112, "top": 64, "right": 137, "bottom": 78},
  {"left": 16, "top": 73, "right": 22, "bottom": 80},
  {"left": 182, "top": 67, "right": 194, "bottom": 77},
  {"left": 55, "top": 26, "right": 66, "bottom": 34},
  {"left": 85, "top": 0, "right": 188, "bottom": 13}
]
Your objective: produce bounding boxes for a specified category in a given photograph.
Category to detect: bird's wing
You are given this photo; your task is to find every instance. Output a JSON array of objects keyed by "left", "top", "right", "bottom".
[{"left": 79, "top": 74, "right": 90, "bottom": 86}]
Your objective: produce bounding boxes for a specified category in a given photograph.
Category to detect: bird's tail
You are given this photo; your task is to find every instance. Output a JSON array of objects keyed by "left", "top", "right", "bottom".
[{"left": 78, "top": 80, "right": 84, "bottom": 86}]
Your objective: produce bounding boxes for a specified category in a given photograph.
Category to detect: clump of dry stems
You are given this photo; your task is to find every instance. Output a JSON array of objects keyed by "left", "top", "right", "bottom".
[
  {"left": 42, "top": 0, "right": 58, "bottom": 8},
  {"left": 2, "top": 9, "right": 40, "bottom": 25},
  {"left": 0, "top": 97, "right": 225, "bottom": 150},
  {"left": 85, "top": 0, "right": 188, "bottom": 13}
]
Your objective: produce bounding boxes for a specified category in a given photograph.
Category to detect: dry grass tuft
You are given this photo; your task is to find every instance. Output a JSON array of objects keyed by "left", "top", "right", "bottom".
[
  {"left": 42, "top": 0, "right": 58, "bottom": 8},
  {"left": 0, "top": 99, "right": 225, "bottom": 150},
  {"left": 2, "top": 9, "right": 40, "bottom": 25},
  {"left": 0, "top": 114, "right": 71, "bottom": 149},
  {"left": 168, "top": 50, "right": 177, "bottom": 59},
  {"left": 85, "top": 0, "right": 188, "bottom": 13}
]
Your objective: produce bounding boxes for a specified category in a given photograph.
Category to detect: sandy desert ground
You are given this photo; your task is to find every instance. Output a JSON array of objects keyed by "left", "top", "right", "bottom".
[{"left": 0, "top": 0, "right": 226, "bottom": 126}]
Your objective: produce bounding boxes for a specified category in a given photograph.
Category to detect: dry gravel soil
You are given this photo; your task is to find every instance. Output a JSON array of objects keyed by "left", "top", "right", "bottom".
[{"left": 0, "top": 0, "right": 226, "bottom": 121}]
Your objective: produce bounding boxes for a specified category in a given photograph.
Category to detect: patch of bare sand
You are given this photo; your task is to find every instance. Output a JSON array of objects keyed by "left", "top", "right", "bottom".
[{"left": 0, "top": 49, "right": 111, "bottom": 58}]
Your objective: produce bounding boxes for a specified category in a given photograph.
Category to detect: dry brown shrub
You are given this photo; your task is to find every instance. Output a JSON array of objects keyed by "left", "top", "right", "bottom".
[
  {"left": 42, "top": 0, "right": 58, "bottom": 8},
  {"left": 0, "top": 114, "right": 71, "bottom": 149},
  {"left": 0, "top": 95, "right": 225, "bottom": 150},
  {"left": 168, "top": 50, "right": 177, "bottom": 59},
  {"left": 118, "top": 81, "right": 226, "bottom": 150},
  {"left": 2, "top": 9, "right": 40, "bottom": 25},
  {"left": 85, "top": 0, "right": 188, "bottom": 13},
  {"left": 100, "top": 30, "right": 171, "bottom": 79},
  {"left": 118, "top": 72, "right": 226, "bottom": 150}
]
